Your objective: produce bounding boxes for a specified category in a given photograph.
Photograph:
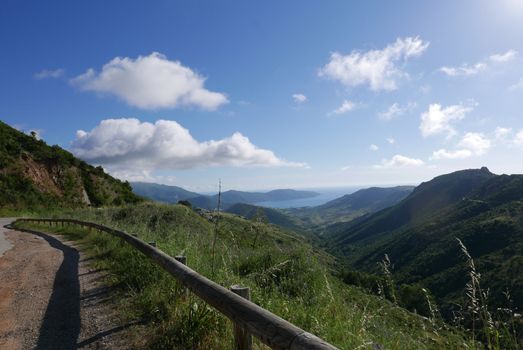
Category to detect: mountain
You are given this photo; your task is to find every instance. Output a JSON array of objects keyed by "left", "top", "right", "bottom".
[
  {"left": 225, "top": 203, "right": 306, "bottom": 232},
  {"left": 327, "top": 167, "right": 495, "bottom": 245},
  {"left": 131, "top": 182, "right": 200, "bottom": 203},
  {"left": 326, "top": 168, "right": 523, "bottom": 315},
  {"left": 0, "top": 120, "right": 142, "bottom": 208},
  {"left": 286, "top": 186, "right": 414, "bottom": 229},
  {"left": 187, "top": 189, "right": 319, "bottom": 210}
]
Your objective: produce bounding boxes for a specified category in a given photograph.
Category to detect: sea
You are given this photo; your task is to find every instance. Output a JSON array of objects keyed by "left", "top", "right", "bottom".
[{"left": 254, "top": 187, "right": 362, "bottom": 209}]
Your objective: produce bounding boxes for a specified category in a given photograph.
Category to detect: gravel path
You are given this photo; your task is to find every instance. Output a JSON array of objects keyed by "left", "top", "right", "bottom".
[{"left": 0, "top": 218, "right": 139, "bottom": 349}]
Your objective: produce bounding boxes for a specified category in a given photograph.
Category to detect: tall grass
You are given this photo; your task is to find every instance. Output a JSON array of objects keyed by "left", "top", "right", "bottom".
[
  {"left": 15, "top": 203, "right": 476, "bottom": 349},
  {"left": 456, "top": 238, "right": 521, "bottom": 350}
]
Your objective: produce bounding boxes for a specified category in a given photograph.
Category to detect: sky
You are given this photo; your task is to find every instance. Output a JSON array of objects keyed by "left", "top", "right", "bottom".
[{"left": 1, "top": 0, "right": 523, "bottom": 191}]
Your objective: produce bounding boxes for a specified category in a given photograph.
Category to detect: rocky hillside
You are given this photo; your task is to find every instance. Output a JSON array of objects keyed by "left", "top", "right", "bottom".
[{"left": 0, "top": 120, "right": 141, "bottom": 208}]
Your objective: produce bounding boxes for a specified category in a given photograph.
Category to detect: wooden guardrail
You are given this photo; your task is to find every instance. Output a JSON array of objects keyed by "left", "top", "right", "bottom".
[{"left": 13, "top": 218, "right": 339, "bottom": 350}]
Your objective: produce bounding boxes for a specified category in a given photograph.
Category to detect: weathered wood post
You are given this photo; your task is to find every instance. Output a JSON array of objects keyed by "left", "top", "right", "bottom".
[
  {"left": 175, "top": 255, "right": 187, "bottom": 265},
  {"left": 230, "top": 285, "right": 252, "bottom": 350},
  {"left": 175, "top": 256, "right": 188, "bottom": 296}
]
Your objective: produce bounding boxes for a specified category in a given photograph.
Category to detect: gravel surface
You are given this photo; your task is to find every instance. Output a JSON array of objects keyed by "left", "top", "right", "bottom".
[{"left": 0, "top": 219, "right": 139, "bottom": 349}]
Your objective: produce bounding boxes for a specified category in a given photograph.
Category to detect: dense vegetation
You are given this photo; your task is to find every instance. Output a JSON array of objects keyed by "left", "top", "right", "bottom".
[
  {"left": 326, "top": 168, "right": 523, "bottom": 345},
  {"left": 15, "top": 203, "right": 475, "bottom": 349},
  {"left": 0, "top": 120, "right": 141, "bottom": 209}
]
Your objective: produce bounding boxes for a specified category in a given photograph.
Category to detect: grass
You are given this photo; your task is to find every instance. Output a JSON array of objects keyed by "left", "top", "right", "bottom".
[{"left": 13, "top": 203, "right": 476, "bottom": 349}]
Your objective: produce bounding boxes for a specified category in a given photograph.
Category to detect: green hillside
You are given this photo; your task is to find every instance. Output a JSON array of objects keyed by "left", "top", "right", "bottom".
[
  {"left": 0, "top": 120, "right": 141, "bottom": 209},
  {"left": 226, "top": 202, "right": 307, "bottom": 233},
  {"left": 18, "top": 203, "right": 475, "bottom": 349},
  {"left": 326, "top": 168, "right": 523, "bottom": 319},
  {"left": 131, "top": 182, "right": 200, "bottom": 203},
  {"left": 286, "top": 186, "right": 413, "bottom": 230}
]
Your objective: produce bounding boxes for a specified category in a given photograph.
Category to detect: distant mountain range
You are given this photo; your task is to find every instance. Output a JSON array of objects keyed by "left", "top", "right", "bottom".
[
  {"left": 131, "top": 182, "right": 200, "bottom": 204},
  {"left": 131, "top": 182, "right": 319, "bottom": 210},
  {"left": 326, "top": 167, "right": 523, "bottom": 315},
  {"left": 285, "top": 186, "right": 414, "bottom": 230}
]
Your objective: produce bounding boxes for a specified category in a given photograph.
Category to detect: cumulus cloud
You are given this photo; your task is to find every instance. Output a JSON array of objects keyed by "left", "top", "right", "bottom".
[
  {"left": 70, "top": 52, "right": 228, "bottom": 110},
  {"left": 514, "top": 130, "right": 523, "bottom": 148},
  {"left": 494, "top": 127, "right": 512, "bottom": 140},
  {"left": 71, "top": 119, "right": 305, "bottom": 176},
  {"left": 431, "top": 132, "right": 491, "bottom": 160},
  {"left": 489, "top": 49, "right": 518, "bottom": 63},
  {"left": 330, "top": 100, "right": 356, "bottom": 115},
  {"left": 292, "top": 93, "right": 307, "bottom": 103},
  {"left": 369, "top": 144, "right": 379, "bottom": 151},
  {"left": 34, "top": 68, "right": 65, "bottom": 79},
  {"left": 440, "top": 49, "right": 517, "bottom": 77},
  {"left": 458, "top": 132, "right": 491, "bottom": 155},
  {"left": 420, "top": 103, "right": 474, "bottom": 138},
  {"left": 318, "top": 36, "right": 429, "bottom": 91},
  {"left": 375, "top": 154, "right": 424, "bottom": 168},
  {"left": 378, "top": 102, "right": 415, "bottom": 121},
  {"left": 431, "top": 149, "right": 473, "bottom": 160}
]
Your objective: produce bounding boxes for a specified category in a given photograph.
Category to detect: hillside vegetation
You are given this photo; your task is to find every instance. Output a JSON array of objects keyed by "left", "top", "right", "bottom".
[
  {"left": 286, "top": 186, "right": 414, "bottom": 230},
  {"left": 16, "top": 203, "right": 474, "bottom": 349},
  {"left": 0, "top": 120, "right": 141, "bottom": 208},
  {"left": 327, "top": 168, "right": 523, "bottom": 323}
]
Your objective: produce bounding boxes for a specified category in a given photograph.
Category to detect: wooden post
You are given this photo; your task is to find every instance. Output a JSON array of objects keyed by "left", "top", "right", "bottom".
[
  {"left": 230, "top": 285, "right": 252, "bottom": 350},
  {"left": 175, "top": 255, "right": 187, "bottom": 265}
]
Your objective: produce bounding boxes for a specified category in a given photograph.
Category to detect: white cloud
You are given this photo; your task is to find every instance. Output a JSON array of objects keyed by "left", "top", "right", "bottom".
[
  {"left": 71, "top": 118, "right": 306, "bottom": 177},
  {"left": 319, "top": 36, "right": 429, "bottom": 91},
  {"left": 378, "top": 102, "right": 415, "bottom": 120},
  {"left": 386, "top": 137, "right": 395, "bottom": 144},
  {"left": 330, "top": 100, "right": 356, "bottom": 115},
  {"left": 440, "top": 50, "right": 517, "bottom": 77},
  {"left": 70, "top": 52, "right": 228, "bottom": 110},
  {"left": 514, "top": 130, "right": 523, "bottom": 148},
  {"left": 431, "top": 132, "right": 491, "bottom": 160},
  {"left": 34, "top": 68, "right": 65, "bottom": 79},
  {"left": 369, "top": 144, "right": 379, "bottom": 151},
  {"left": 439, "top": 63, "right": 487, "bottom": 77},
  {"left": 509, "top": 78, "right": 523, "bottom": 91},
  {"left": 495, "top": 127, "right": 512, "bottom": 139},
  {"left": 457, "top": 132, "right": 491, "bottom": 155},
  {"left": 489, "top": 49, "right": 518, "bottom": 63},
  {"left": 292, "top": 93, "right": 307, "bottom": 103},
  {"left": 431, "top": 149, "right": 473, "bottom": 160},
  {"left": 375, "top": 154, "right": 424, "bottom": 168},
  {"left": 420, "top": 103, "right": 473, "bottom": 138}
]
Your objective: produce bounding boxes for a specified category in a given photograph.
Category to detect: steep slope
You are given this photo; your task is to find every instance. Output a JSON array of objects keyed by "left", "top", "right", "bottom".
[
  {"left": 131, "top": 182, "right": 200, "bottom": 203},
  {"left": 0, "top": 120, "right": 141, "bottom": 208},
  {"left": 225, "top": 203, "right": 306, "bottom": 232},
  {"left": 327, "top": 167, "right": 495, "bottom": 245},
  {"left": 286, "top": 186, "right": 413, "bottom": 229},
  {"left": 327, "top": 168, "right": 523, "bottom": 315}
]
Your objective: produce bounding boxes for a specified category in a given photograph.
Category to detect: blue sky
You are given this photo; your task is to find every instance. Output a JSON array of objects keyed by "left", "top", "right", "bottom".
[{"left": 1, "top": 0, "right": 523, "bottom": 191}]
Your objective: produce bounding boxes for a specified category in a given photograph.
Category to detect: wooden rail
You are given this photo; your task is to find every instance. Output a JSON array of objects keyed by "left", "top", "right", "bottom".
[{"left": 13, "top": 218, "right": 339, "bottom": 350}]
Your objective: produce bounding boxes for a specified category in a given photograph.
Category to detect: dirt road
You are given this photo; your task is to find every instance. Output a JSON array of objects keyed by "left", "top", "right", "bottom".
[{"left": 0, "top": 218, "right": 135, "bottom": 349}]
